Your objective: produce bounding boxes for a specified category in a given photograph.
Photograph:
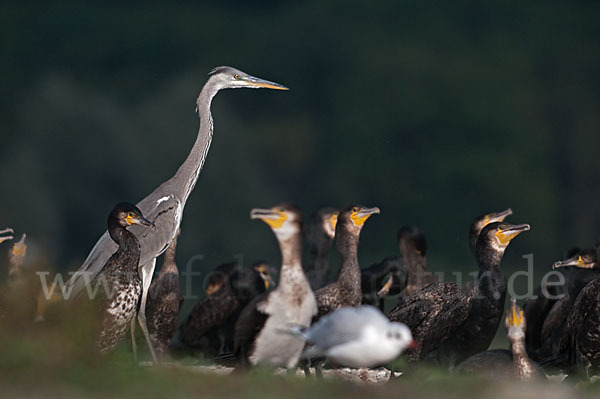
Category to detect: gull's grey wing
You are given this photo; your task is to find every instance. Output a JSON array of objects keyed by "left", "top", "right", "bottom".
[
  {"left": 66, "top": 194, "right": 182, "bottom": 298},
  {"left": 306, "top": 306, "right": 387, "bottom": 350}
]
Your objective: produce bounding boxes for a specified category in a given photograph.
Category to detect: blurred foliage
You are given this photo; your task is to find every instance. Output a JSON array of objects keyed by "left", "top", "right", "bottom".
[{"left": 0, "top": 0, "right": 599, "bottom": 351}]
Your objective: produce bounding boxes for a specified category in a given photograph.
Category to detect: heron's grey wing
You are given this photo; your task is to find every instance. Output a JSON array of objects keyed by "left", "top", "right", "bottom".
[
  {"left": 65, "top": 194, "right": 182, "bottom": 298},
  {"left": 133, "top": 194, "right": 183, "bottom": 266},
  {"left": 65, "top": 231, "right": 117, "bottom": 299}
]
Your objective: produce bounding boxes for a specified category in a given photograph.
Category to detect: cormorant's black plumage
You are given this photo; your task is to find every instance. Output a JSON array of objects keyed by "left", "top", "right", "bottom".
[
  {"left": 455, "top": 299, "right": 544, "bottom": 380},
  {"left": 95, "top": 202, "right": 154, "bottom": 354},
  {"left": 397, "top": 226, "right": 437, "bottom": 295},
  {"left": 388, "top": 222, "right": 529, "bottom": 367},
  {"left": 146, "top": 231, "right": 183, "bottom": 358},
  {"left": 178, "top": 261, "right": 264, "bottom": 355},
  {"left": 314, "top": 205, "right": 379, "bottom": 319},
  {"left": 304, "top": 208, "right": 338, "bottom": 290}
]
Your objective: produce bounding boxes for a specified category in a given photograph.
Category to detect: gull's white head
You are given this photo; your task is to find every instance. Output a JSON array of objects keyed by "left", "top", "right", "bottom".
[{"left": 385, "top": 322, "right": 414, "bottom": 353}]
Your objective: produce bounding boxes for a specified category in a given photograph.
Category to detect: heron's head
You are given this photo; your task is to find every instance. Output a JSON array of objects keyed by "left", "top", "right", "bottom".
[
  {"left": 253, "top": 262, "right": 276, "bottom": 291},
  {"left": 109, "top": 202, "right": 155, "bottom": 230},
  {"left": 385, "top": 322, "right": 415, "bottom": 353},
  {"left": 250, "top": 203, "right": 303, "bottom": 240},
  {"left": 505, "top": 298, "right": 526, "bottom": 341},
  {"left": 469, "top": 208, "right": 513, "bottom": 253},
  {"left": 552, "top": 249, "right": 598, "bottom": 270},
  {"left": 208, "top": 66, "right": 289, "bottom": 91},
  {"left": 337, "top": 205, "right": 380, "bottom": 235}
]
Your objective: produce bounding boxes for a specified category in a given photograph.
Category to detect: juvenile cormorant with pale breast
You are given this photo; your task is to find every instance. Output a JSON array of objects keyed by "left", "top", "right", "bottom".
[
  {"left": 234, "top": 204, "right": 316, "bottom": 369},
  {"left": 94, "top": 203, "right": 154, "bottom": 354}
]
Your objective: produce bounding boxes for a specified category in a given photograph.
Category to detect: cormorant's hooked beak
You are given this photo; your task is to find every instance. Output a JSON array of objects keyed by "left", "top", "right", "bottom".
[
  {"left": 130, "top": 215, "right": 156, "bottom": 230},
  {"left": 350, "top": 206, "right": 380, "bottom": 227},
  {"left": 250, "top": 208, "right": 287, "bottom": 229},
  {"left": 506, "top": 297, "right": 524, "bottom": 328},
  {"left": 0, "top": 235, "right": 13, "bottom": 245},
  {"left": 0, "top": 227, "right": 14, "bottom": 244},
  {"left": 488, "top": 208, "right": 513, "bottom": 223},
  {"left": 377, "top": 275, "right": 394, "bottom": 298},
  {"left": 552, "top": 255, "right": 594, "bottom": 270},
  {"left": 496, "top": 223, "right": 530, "bottom": 245},
  {"left": 357, "top": 207, "right": 381, "bottom": 217},
  {"left": 242, "top": 75, "right": 289, "bottom": 90}
]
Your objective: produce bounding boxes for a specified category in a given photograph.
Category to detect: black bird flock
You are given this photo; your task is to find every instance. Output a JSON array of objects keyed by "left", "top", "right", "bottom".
[{"left": 2, "top": 66, "right": 600, "bottom": 386}]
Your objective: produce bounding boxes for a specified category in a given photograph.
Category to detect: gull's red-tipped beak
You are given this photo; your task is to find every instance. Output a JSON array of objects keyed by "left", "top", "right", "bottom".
[{"left": 407, "top": 340, "right": 417, "bottom": 349}]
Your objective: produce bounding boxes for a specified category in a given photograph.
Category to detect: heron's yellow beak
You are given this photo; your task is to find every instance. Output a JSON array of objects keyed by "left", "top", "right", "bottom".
[{"left": 243, "top": 75, "right": 289, "bottom": 90}]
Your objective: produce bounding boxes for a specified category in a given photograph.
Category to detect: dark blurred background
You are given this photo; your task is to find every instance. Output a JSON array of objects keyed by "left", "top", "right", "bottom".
[{"left": 1, "top": 1, "right": 599, "bottom": 309}]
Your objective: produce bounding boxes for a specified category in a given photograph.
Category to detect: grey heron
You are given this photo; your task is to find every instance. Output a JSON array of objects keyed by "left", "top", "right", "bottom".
[{"left": 66, "top": 66, "right": 288, "bottom": 362}]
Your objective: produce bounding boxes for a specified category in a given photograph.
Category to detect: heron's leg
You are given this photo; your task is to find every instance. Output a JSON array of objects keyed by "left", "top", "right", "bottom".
[
  {"left": 130, "top": 317, "right": 138, "bottom": 364},
  {"left": 137, "top": 258, "right": 158, "bottom": 364}
]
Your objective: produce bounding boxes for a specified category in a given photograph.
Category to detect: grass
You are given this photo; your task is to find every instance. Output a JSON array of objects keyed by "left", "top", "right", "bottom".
[{"left": 2, "top": 273, "right": 600, "bottom": 398}]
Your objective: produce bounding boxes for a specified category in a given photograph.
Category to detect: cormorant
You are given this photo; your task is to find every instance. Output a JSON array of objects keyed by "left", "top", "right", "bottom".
[
  {"left": 542, "top": 250, "right": 600, "bottom": 374},
  {"left": 146, "top": 229, "right": 184, "bottom": 359},
  {"left": 8, "top": 234, "right": 26, "bottom": 284},
  {"left": 361, "top": 256, "right": 407, "bottom": 310},
  {"left": 523, "top": 246, "right": 581, "bottom": 360},
  {"left": 556, "top": 275, "right": 600, "bottom": 377},
  {"left": 178, "top": 261, "right": 265, "bottom": 355},
  {"left": 234, "top": 204, "right": 316, "bottom": 369},
  {"left": 94, "top": 203, "right": 154, "bottom": 354},
  {"left": 388, "top": 222, "right": 530, "bottom": 367},
  {"left": 397, "top": 226, "right": 436, "bottom": 295},
  {"left": 289, "top": 305, "right": 414, "bottom": 369},
  {"left": 304, "top": 208, "right": 338, "bottom": 290},
  {"left": 468, "top": 208, "right": 513, "bottom": 255},
  {"left": 455, "top": 298, "right": 544, "bottom": 380},
  {"left": 314, "top": 205, "right": 380, "bottom": 319},
  {"left": 253, "top": 262, "right": 277, "bottom": 291}
]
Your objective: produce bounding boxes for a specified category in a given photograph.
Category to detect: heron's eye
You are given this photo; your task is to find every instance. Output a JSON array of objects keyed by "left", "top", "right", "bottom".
[{"left": 234, "top": 74, "right": 240, "bottom": 79}]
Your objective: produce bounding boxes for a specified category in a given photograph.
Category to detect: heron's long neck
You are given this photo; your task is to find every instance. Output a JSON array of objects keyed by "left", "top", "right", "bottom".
[{"left": 174, "top": 83, "right": 218, "bottom": 205}]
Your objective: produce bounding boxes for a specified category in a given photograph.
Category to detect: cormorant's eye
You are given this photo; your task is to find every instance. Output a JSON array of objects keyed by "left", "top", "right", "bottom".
[
  {"left": 128, "top": 212, "right": 135, "bottom": 217},
  {"left": 498, "top": 224, "right": 505, "bottom": 231},
  {"left": 353, "top": 207, "right": 359, "bottom": 212},
  {"left": 234, "top": 74, "right": 240, "bottom": 79}
]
